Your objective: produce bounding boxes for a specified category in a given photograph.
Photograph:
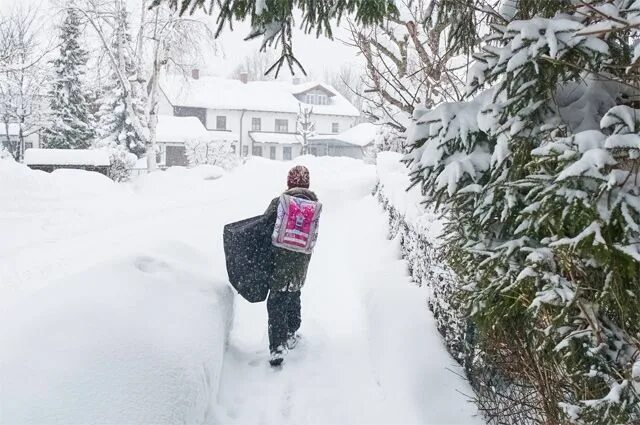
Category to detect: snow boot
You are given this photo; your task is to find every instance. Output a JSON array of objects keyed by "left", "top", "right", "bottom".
[
  {"left": 286, "top": 333, "right": 301, "bottom": 350},
  {"left": 269, "top": 345, "right": 286, "bottom": 367}
]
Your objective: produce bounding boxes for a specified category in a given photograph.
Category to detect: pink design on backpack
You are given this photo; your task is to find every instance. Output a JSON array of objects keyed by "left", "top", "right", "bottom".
[{"left": 272, "top": 195, "right": 322, "bottom": 254}]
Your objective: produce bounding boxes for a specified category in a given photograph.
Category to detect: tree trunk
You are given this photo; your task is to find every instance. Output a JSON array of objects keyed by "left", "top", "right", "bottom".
[{"left": 146, "top": 9, "right": 162, "bottom": 172}]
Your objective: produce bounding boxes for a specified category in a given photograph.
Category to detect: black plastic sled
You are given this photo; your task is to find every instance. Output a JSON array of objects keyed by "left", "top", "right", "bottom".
[{"left": 223, "top": 215, "right": 273, "bottom": 303}]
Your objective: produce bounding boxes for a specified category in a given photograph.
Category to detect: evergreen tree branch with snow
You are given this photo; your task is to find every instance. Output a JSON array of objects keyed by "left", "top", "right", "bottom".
[
  {"left": 149, "top": 0, "right": 397, "bottom": 76},
  {"left": 406, "top": 1, "right": 640, "bottom": 422}
]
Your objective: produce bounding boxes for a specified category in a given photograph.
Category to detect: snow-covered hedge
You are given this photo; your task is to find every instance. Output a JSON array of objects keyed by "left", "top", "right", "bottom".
[
  {"left": 0, "top": 242, "right": 233, "bottom": 424},
  {"left": 375, "top": 152, "right": 556, "bottom": 424},
  {"left": 400, "top": 3, "right": 640, "bottom": 423}
]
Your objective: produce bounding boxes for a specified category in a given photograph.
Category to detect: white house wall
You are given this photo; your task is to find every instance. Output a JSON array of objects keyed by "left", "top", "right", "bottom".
[
  {"left": 204, "top": 108, "right": 355, "bottom": 158},
  {"left": 158, "top": 90, "right": 174, "bottom": 116}
]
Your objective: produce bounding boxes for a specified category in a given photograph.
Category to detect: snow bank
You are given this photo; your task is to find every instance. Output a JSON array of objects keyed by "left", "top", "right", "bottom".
[
  {"left": 0, "top": 241, "right": 233, "bottom": 425},
  {"left": 131, "top": 164, "right": 225, "bottom": 197},
  {"left": 0, "top": 160, "right": 122, "bottom": 204}
]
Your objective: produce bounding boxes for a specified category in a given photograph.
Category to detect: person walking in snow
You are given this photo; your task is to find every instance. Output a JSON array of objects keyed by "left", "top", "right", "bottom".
[{"left": 263, "top": 165, "right": 321, "bottom": 366}]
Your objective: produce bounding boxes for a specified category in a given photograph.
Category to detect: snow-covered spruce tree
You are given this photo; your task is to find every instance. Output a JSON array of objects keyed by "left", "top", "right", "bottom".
[
  {"left": 43, "top": 9, "right": 95, "bottom": 149},
  {"left": 406, "top": 1, "right": 640, "bottom": 423},
  {"left": 95, "top": 3, "right": 148, "bottom": 180}
]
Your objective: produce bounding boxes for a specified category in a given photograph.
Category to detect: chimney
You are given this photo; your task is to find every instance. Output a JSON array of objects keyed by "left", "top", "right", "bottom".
[
  {"left": 239, "top": 71, "right": 248, "bottom": 84},
  {"left": 192, "top": 68, "right": 200, "bottom": 80}
]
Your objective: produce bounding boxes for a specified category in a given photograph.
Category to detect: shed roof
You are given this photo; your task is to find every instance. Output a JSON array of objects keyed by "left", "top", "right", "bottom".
[
  {"left": 24, "top": 149, "right": 111, "bottom": 166},
  {"left": 310, "top": 123, "right": 378, "bottom": 147},
  {"left": 156, "top": 115, "right": 238, "bottom": 143}
]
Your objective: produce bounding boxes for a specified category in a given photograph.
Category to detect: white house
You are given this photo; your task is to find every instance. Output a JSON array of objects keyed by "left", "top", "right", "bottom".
[
  {"left": 154, "top": 115, "right": 238, "bottom": 167},
  {"left": 158, "top": 71, "right": 360, "bottom": 160}
]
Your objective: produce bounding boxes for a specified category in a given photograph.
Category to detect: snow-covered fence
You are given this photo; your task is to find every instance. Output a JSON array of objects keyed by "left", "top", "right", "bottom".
[{"left": 373, "top": 152, "right": 544, "bottom": 425}]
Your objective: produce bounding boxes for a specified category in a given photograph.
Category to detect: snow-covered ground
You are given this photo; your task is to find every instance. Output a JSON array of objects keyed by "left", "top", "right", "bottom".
[{"left": 0, "top": 157, "right": 482, "bottom": 424}]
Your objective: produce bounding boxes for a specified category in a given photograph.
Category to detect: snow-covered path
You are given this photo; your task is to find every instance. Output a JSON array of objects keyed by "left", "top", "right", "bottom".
[
  {"left": 1, "top": 157, "right": 481, "bottom": 424},
  {"left": 216, "top": 181, "right": 481, "bottom": 425},
  {"left": 207, "top": 158, "right": 480, "bottom": 424}
]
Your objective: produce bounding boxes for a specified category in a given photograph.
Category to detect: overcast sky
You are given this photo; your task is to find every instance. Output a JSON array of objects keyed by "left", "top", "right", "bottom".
[
  {"left": 209, "top": 17, "right": 364, "bottom": 78},
  {"left": 0, "top": 0, "right": 365, "bottom": 80}
]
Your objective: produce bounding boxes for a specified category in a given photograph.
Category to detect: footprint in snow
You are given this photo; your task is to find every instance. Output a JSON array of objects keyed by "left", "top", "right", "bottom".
[{"left": 134, "top": 256, "right": 170, "bottom": 274}]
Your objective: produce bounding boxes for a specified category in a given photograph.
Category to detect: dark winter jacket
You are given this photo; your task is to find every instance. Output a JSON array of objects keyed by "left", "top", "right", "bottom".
[{"left": 264, "top": 187, "right": 319, "bottom": 292}]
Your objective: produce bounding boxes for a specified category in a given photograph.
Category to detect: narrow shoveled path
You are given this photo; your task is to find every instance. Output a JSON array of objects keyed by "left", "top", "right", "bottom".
[{"left": 215, "top": 165, "right": 482, "bottom": 425}]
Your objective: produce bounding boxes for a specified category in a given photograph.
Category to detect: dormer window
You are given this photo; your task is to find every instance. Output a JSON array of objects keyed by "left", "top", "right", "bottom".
[{"left": 305, "top": 93, "right": 328, "bottom": 105}]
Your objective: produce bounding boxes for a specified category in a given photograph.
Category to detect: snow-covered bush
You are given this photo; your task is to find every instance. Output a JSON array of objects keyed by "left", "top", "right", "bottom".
[
  {"left": 0, "top": 145, "right": 12, "bottom": 160},
  {"left": 184, "top": 139, "right": 239, "bottom": 170},
  {"left": 106, "top": 145, "right": 137, "bottom": 182},
  {"left": 406, "top": 2, "right": 640, "bottom": 423},
  {"left": 374, "top": 125, "right": 407, "bottom": 154}
]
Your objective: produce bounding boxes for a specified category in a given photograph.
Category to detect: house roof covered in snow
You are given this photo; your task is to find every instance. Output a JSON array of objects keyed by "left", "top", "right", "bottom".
[
  {"left": 249, "top": 131, "right": 303, "bottom": 145},
  {"left": 156, "top": 115, "right": 238, "bottom": 143},
  {"left": 160, "top": 76, "right": 360, "bottom": 117},
  {"left": 24, "top": 149, "right": 111, "bottom": 166},
  {"left": 310, "top": 123, "right": 378, "bottom": 147}
]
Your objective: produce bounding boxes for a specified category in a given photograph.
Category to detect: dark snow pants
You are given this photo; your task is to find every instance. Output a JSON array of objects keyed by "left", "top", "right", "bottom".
[{"left": 267, "top": 290, "right": 301, "bottom": 352}]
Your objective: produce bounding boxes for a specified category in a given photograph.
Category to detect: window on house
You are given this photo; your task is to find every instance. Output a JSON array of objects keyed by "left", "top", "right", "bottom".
[
  {"left": 25, "top": 142, "right": 33, "bottom": 150},
  {"left": 252, "top": 146, "right": 263, "bottom": 157},
  {"left": 332, "top": 122, "right": 340, "bottom": 133},
  {"left": 242, "top": 145, "right": 248, "bottom": 157},
  {"left": 216, "top": 116, "right": 227, "bottom": 130},
  {"left": 251, "top": 117, "right": 261, "bottom": 131},
  {"left": 231, "top": 144, "right": 237, "bottom": 154},
  {"left": 310, "top": 147, "right": 317, "bottom": 156},
  {"left": 305, "top": 92, "right": 328, "bottom": 105},
  {"left": 283, "top": 146, "right": 292, "bottom": 160},
  {"left": 275, "top": 119, "right": 288, "bottom": 132}
]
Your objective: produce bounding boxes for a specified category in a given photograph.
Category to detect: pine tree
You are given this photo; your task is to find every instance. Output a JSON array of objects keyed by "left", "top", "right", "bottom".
[
  {"left": 96, "top": 4, "right": 148, "bottom": 160},
  {"left": 43, "top": 9, "right": 95, "bottom": 149},
  {"left": 406, "top": 1, "right": 640, "bottom": 423}
]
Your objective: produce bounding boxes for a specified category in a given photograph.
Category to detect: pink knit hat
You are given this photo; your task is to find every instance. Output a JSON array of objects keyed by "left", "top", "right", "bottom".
[{"left": 287, "top": 165, "right": 310, "bottom": 189}]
